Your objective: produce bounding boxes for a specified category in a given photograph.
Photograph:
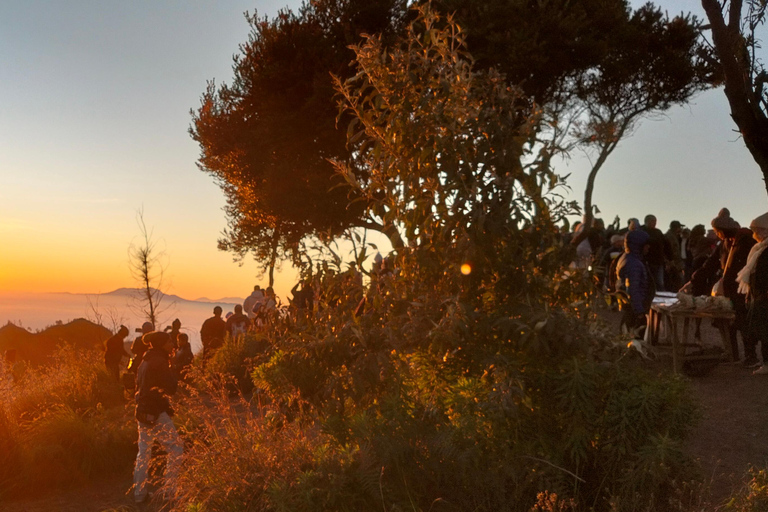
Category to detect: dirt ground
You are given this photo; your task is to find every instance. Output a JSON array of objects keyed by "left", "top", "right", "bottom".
[{"left": 4, "top": 313, "right": 768, "bottom": 511}]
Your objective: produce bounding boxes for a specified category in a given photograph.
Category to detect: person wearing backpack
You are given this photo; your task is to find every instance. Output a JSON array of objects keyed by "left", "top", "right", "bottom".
[{"left": 133, "top": 331, "right": 183, "bottom": 503}]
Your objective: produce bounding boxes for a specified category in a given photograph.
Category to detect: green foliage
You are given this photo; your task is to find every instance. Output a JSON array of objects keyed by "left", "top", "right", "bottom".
[{"left": 199, "top": 332, "right": 270, "bottom": 395}]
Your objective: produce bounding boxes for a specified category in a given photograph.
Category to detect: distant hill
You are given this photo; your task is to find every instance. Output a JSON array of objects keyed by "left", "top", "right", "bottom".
[
  {"left": 193, "top": 296, "right": 245, "bottom": 305},
  {"left": 100, "top": 288, "right": 241, "bottom": 306},
  {"left": 0, "top": 318, "right": 111, "bottom": 365}
]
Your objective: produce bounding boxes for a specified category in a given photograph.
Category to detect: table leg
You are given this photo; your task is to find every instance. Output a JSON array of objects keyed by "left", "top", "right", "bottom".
[{"left": 671, "top": 316, "right": 682, "bottom": 373}]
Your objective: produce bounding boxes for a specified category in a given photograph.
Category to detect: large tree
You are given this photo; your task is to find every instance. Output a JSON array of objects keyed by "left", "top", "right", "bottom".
[
  {"left": 191, "top": 0, "right": 708, "bottom": 271},
  {"left": 701, "top": 0, "right": 768, "bottom": 195}
]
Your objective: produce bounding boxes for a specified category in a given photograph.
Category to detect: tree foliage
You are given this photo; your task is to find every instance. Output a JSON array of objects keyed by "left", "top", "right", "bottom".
[
  {"left": 190, "top": 0, "right": 409, "bottom": 275},
  {"left": 572, "top": 4, "right": 710, "bottom": 225},
  {"left": 191, "top": 0, "right": 709, "bottom": 271}
]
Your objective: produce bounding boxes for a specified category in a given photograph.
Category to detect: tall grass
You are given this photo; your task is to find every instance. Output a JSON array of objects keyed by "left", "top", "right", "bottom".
[{"left": 0, "top": 345, "right": 135, "bottom": 499}]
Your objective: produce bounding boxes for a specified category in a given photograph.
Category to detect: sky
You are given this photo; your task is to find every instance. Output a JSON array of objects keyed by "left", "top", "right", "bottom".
[{"left": 1, "top": 0, "right": 767, "bottom": 303}]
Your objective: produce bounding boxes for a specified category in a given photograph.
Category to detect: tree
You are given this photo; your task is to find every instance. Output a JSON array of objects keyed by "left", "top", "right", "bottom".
[
  {"left": 190, "top": 0, "right": 409, "bottom": 278},
  {"left": 128, "top": 209, "right": 167, "bottom": 328},
  {"left": 192, "top": 0, "right": 708, "bottom": 269},
  {"left": 701, "top": 0, "right": 768, "bottom": 195}
]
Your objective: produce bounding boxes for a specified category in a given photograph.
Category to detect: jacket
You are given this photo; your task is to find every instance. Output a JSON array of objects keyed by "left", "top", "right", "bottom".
[
  {"left": 135, "top": 347, "right": 177, "bottom": 417},
  {"left": 618, "top": 230, "right": 652, "bottom": 314}
]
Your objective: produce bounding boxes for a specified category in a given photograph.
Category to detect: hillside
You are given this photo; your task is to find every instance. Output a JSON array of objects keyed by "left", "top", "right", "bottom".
[{"left": 0, "top": 318, "right": 111, "bottom": 364}]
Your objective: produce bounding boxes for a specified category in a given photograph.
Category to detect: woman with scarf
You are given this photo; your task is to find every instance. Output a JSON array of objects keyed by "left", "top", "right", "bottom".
[{"left": 736, "top": 213, "right": 768, "bottom": 375}]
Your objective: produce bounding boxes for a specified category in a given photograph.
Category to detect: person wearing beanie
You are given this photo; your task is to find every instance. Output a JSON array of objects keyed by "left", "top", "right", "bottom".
[
  {"left": 686, "top": 207, "right": 757, "bottom": 364},
  {"left": 133, "top": 331, "right": 183, "bottom": 503}
]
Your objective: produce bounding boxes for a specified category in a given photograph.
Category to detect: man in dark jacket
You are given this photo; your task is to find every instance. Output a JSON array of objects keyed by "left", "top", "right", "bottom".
[
  {"left": 133, "top": 331, "right": 183, "bottom": 504},
  {"left": 200, "top": 306, "right": 227, "bottom": 361},
  {"left": 104, "top": 325, "right": 130, "bottom": 382},
  {"left": 642, "top": 214, "right": 673, "bottom": 291}
]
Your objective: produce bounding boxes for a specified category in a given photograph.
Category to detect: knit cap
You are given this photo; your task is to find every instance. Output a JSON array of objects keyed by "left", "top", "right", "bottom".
[{"left": 711, "top": 208, "right": 740, "bottom": 231}]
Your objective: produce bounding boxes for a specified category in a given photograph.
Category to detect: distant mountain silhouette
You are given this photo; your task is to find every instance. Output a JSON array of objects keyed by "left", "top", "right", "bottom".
[
  {"left": 194, "top": 296, "right": 245, "bottom": 305},
  {"left": 0, "top": 318, "right": 111, "bottom": 365},
  {"left": 100, "top": 288, "right": 241, "bottom": 305}
]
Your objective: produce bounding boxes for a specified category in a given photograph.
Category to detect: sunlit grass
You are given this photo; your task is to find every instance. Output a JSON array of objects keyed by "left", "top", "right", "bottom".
[{"left": 0, "top": 345, "right": 135, "bottom": 498}]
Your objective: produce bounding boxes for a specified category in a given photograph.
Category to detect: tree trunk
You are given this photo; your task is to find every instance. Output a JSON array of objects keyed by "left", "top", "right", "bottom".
[{"left": 702, "top": 0, "right": 768, "bottom": 196}]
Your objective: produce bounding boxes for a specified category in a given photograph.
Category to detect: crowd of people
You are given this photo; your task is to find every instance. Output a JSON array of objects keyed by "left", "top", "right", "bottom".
[{"left": 568, "top": 208, "right": 768, "bottom": 376}]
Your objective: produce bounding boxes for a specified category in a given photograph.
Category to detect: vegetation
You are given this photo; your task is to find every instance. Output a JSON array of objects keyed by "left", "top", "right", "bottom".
[
  {"left": 6, "top": 4, "right": 765, "bottom": 511},
  {"left": 0, "top": 345, "right": 134, "bottom": 500},
  {"left": 128, "top": 208, "right": 168, "bottom": 327},
  {"left": 169, "top": 9, "right": 704, "bottom": 511},
  {"left": 191, "top": 0, "right": 709, "bottom": 271}
]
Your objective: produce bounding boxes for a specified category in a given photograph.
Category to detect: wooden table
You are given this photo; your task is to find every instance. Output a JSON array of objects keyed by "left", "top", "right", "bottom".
[{"left": 647, "top": 304, "right": 734, "bottom": 373}]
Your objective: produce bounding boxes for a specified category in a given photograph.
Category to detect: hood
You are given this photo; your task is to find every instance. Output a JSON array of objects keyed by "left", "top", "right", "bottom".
[{"left": 625, "top": 229, "right": 650, "bottom": 255}]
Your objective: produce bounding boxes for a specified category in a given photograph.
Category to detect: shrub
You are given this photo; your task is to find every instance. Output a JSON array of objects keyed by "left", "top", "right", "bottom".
[{"left": 0, "top": 345, "right": 134, "bottom": 498}]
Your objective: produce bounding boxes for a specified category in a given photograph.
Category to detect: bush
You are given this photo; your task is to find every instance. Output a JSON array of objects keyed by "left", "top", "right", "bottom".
[{"left": 0, "top": 345, "right": 134, "bottom": 498}]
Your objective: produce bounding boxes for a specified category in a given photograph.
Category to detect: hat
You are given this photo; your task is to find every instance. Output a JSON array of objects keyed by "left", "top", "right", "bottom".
[
  {"left": 142, "top": 331, "right": 171, "bottom": 349},
  {"left": 750, "top": 212, "right": 768, "bottom": 231},
  {"left": 711, "top": 208, "right": 740, "bottom": 231},
  {"left": 141, "top": 321, "right": 154, "bottom": 333},
  {"left": 670, "top": 220, "right": 684, "bottom": 230}
]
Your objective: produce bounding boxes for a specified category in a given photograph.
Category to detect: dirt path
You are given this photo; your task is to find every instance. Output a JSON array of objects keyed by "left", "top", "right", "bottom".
[
  {"left": 688, "top": 362, "right": 768, "bottom": 505},
  {"left": 1, "top": 474, "right": 163, "bottom": 512}
]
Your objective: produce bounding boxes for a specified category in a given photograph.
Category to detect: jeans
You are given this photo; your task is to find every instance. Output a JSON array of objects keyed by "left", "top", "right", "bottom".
[{"left": 134, "top": 411, "right": 183, "bottom": 502}]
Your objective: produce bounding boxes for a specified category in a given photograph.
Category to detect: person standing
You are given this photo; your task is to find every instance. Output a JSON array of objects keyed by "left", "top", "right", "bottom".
[
  {"left": 737, "top": 213, "right": 768, "bottom": 374},
  {"left": 664, "top": 220, "right": 685, "bottom": 292},
  {"left": 133, "top": 331, "right": 183, "bottom": 504},
  {"left": 642, "top": 214, "right": 672, "bottom": 291},
  {"left": 172, "top": 333, "right": 194, "bottom": 379},
  {"left": 104, "top": 325, "right": 130, "bottom": 382},
  {"left": 200, "top": 306, "right": 227, "bottom": 360},
  {"left": 243, "top": 285, "right": 266, "bottom": 323},
  {"left": 687, "top": 208, "right": 756, "bottom": 363},
  {"left": 226, "top": 304, "right": 250, "bottom": 338}
]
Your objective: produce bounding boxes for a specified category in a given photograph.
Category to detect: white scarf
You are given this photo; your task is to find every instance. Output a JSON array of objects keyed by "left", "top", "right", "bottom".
[{"left": 736, "top": 238, "right": 768, "bottom": 295}]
